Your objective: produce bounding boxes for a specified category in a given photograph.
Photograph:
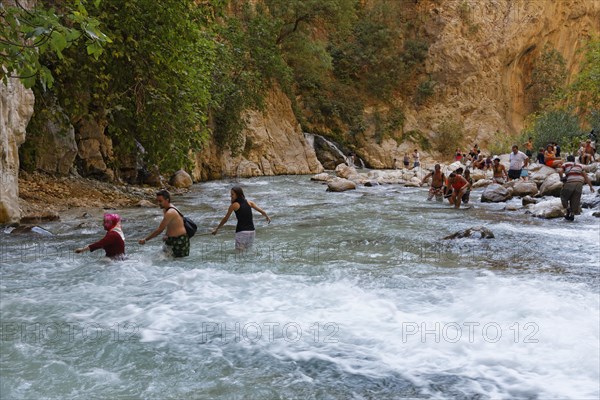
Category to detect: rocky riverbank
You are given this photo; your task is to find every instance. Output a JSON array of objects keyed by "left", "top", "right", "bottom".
[{"left": 311, "top": 157, "right": 600, "bottom": 219}]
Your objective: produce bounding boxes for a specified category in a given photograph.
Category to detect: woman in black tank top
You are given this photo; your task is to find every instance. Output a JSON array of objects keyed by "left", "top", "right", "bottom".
[{"left": 212, "top": 186, "right": 271, "bottom": 249}]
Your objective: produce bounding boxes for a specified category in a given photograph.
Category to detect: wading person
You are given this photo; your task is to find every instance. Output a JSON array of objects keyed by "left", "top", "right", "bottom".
[
  {"left": 139, "top": 190, "right": 190, "bottom": 258},
  {"left": 508, "top": 145, "right": 529, "bottom": 181},
  {"left": 558, "top": 155, "right": 595, "bottom": 221},
  {"left": 492, "top": 158, "right": 507, "bottom": 184},
  {"left": 421, "top": 164, "right": 446, "bottom": 202},
  {"left": 75, "top": 214, "right": 125, "bottom": 260},
  {"left": 447, "top": 172, "right": 470, "bottom": 209},
  {"left": 212, "top": 186, "right": 271, "bottom": 250},
  {"left": 461, "top": 169, "right": 473, "bottom": 204}
]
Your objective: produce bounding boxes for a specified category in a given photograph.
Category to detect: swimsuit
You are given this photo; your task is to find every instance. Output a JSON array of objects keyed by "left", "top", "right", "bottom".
[{"left": 165, "top": 234, "right": 190, "bottom": 258}]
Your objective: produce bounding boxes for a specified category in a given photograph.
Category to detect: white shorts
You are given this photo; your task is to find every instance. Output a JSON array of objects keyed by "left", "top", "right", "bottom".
[{"left": 235, "top": 230, "right": 255, "bottom": 250}]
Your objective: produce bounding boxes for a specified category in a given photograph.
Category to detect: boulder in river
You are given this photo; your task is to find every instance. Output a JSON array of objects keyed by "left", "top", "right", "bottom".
[
  {"left": 522, "top": 195, "right": 539, "bottom": 206},
  {"left": 581, "top": 193, "right": 600, "bottom": 209},
  {"left": 443, "top": 226, "right": 495, "bottom": 239},
  {"left": 481, "top": 184, "right": 512, "bottom": 203},
  {"left": 311, "top": 173, "right": 334, "bottom": 182},
  {"left": 472, "top": 179, "right": 493, "bottom": 189},
  {"left": 508, "top": 181, "right": 538, "bottom": 197},
  {"left": 364, "top": 180, "right": 379, "bottom": 187},
  {"left": 530, "top": 166, "right": 558, "bottom": 186},
  {"left": 169, "top": 169, "right": 193, "bottom": 188},
  {"left": 327, "top": 178, "right": 356, "bottom": 192},
  {"left": 539, "top": 174, "right": 563, "bottom": 197},
  {"left": 7, "top": 225, "right": 54, "bottom": 236},
  {"left": 527, "top": 199, "right": 566, "bottom": 219},
  {"left": 335, "top": 164, "right": 358, "bottom": 179}
]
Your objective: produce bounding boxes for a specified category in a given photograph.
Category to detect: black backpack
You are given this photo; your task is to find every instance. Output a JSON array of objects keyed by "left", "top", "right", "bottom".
[{"left": 168, "top": 207, "right": 198, "bottom": 238}]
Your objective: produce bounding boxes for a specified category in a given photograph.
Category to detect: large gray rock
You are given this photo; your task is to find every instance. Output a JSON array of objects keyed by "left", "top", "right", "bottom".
[
  {"left": 528, "top": 199, "right": 566, "bottom": 219},
  {"left": 0, "top": 78, "right": 35, "bottom": 224},
  {"left": 509, "top": 181, "right": 538, "bottom": 197},
  {"left": 311, "top": 173, "right": 334, "bottom": 182},
  {"left": 531, "top": 165, "right": 558, "bottom": 186},
  {"left": 539, "top": 174, "right": 563, "bottom": 197},
  {"left": 522, "top": 195, "right": 539, "bottom": 206},
  {"left": 169, "top": 169, "right": 193, "bottom": 188},
  {"left": 327, "top": 178, "right": 356, "bottom": 192},
  {"left": 481, "top": 184, "right": 512, "bottom": 203}
]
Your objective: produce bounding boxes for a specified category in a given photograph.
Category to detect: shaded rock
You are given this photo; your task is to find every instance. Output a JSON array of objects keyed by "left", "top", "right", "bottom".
[
  {"left": 581, "top": 193, "right": 600, "bottom": 209},
  {"left": 136, "top": 200, "right": 155, "bottom": 208},
  {"left": 504, "top": 205, "right": 520, "bottom": 211},
  {"left": 20, "top": 211, "right": 60, "bottom": 224},
  {"left": 481, "top": 184, "right": 512, "bottom": 203},
  {"left": 327, "top": 178, "right": 356, "bottom": 192},
  {"left": 169, "top": 169, "right": 193, "bottom": 188},
  {"left": 528, "top": 199, "right": 566, "bottom": 219},
  {"left": 444, "top": 226, "right": 495, "bottom": 239},
  {"left": 522, "top": 195, "right": 539, "bottom": 206},
  {"left": 311, "top": 173, "right": 334, "bottom": 182},
  {"left": 472, "top": 179, "right": 493, "bottom": 189},
  {"left": 593, "top": 211, "right": 600, "bottom": 217},
  {"left": 75, "top": 116, "right": 114, "bottom": 181},
  {"left": 335, "top": 163, "right": 358, "bottom": 179},
  {"left": 312, "top": 134, "right": 350, "bottom": 170},
  {"left": 364, "top": 180, "right": 379, "bottom": 187},
  {"left": 531, "top": 166, "right": 558, "bottom": 186},
  {"left": 539, "top": 174, "right": 563, "bottom": 197},
  {"left": 510, "top": 181, "right": 538, "bottom": 197}
]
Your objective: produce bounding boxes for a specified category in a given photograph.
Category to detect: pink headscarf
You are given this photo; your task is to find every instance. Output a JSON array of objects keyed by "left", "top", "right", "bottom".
[{"left": 103, "top": 213, "right": 121, "bottom": 231}]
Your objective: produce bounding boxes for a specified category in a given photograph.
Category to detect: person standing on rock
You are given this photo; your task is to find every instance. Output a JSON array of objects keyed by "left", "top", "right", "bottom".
[
  {"left": 524, "top": 137, "right": 534, "bottom": 158},
  {"left": 508, "top": 145, "right": 529, "bottom": 181},
  {"left": 492, "top": 158, "right": 507, "bottom": 184},
  {"left": 138, "top": 190, "right": 190, "bottom": 257},
  {"left": 403, "top": 153, "right": 410, "bottom": 169},
  {"left": 75, "top": 213, "right": 125, "bottom": 260},
  {"left": 558, "top": 155, "right": 595, "bottom": 221},
  {"left": 447, "top": 172, "right": 470, "bottom": 209},
  {"left": 421, "top": 164, "right": 446, "bottom": 201},
  {"left": 412, "top": 149, "right": 420, "bottom": 169},
  {"left": 212, "top": 186, "right": 271, "bottom": 251}
]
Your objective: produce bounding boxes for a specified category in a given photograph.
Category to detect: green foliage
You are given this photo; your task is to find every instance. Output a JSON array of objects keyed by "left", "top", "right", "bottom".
[
  {"left": 0, "top": 0, "right": 110, "bottom": 89},
  {"left": 414, "top": 78, "right": 436, "bottom": 105},
  {"left": 432, "top": 120, "right": 465, "bottom": 157},
  {"left": 566, "top": 36, "right": 600, "bottom": 114},
  {"left": 404, "top": 129, "right": 431, "bottom": 151},
  {"left": 527, "top": 44, "right": 567, "bottom": 110},
  {"left": 487, "top": 132, "right": 526, "bottom": 157},
  {"left": 523, "top": 108, "right": 582, "bottom": 153}
]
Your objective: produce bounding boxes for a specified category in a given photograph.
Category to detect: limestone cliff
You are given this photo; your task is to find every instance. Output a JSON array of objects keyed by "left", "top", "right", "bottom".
[
  {"left": 356, "top": 0, "right": 599, "bottom": 167},
  {"left": 0, "top": 79, "right": 35, "bottom": 223},
  {"left": 193, "top": 86, "right": 323, "bottom": 180}
]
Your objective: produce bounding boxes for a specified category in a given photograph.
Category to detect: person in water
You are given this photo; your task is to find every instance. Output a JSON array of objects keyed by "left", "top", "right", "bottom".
[
  {"left": 447, "top": 172, "right": 470, "bottom": 209},
  {"left": 138, "top": 189, "right": 189, "bottom": 257},
  {"left": 421, "top": 164, "right": 446, "bottom": 201},
  {"left": 461, "top": 169, "right": 473, "bottom": 204},
  {"left": 558, "top": 155, "right": 595, "bottom": 221},
  {"left": 75, "top": 213, "right": 125, "bottom": 260},
  {"left": 508, "top": 144, "right": 529, "bottom": 181},
  {"left": 212, "top": 186, "right": 271, "bottom": 250}
]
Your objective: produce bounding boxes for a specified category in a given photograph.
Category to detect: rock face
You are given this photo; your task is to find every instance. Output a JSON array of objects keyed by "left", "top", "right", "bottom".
[
  {"left": 75, "top": 116, "right": 114, "bottom": 181},
  {"left": 169, "top": 169, "right": 193, "bottom": 188},
  {"left": 0, "top": 78, "right": 35, "bottom": 224},
  {"left": 310, "top": 134, "right": 350, "bottom": 170},
  {"left": 481, "top": 184, "right": 512, "bottom": 203},
  {"left": 20, "top": 101, "right": 77, "bottom": 175},
  {"left": 193, "top": 86, "right": 323, "bottom": 181}
]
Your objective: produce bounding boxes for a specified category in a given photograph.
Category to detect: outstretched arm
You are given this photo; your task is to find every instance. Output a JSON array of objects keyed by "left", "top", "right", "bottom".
[
  {"left": 212, "top": 204, "right": 237, "bottom": 234},
  {"left": 249, "top": 201, "right": 271, "bottom": 224},
  {"left": 139, "top": 212, "right": 173, "bottom": 244}
]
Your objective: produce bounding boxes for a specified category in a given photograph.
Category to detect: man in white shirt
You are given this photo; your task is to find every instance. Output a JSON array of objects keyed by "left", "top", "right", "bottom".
[{"left": 508, "top": 145, "right": 529, "bottom": 181}]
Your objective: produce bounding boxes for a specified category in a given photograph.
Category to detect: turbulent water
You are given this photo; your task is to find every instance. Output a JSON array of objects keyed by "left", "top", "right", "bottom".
[{"left": 1, "top": 175, "right": 599, "bottom": 399}]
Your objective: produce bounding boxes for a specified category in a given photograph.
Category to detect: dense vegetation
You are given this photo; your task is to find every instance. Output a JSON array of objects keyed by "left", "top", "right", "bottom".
[{"left": 2, "top": 0, "right": 431, "bottom": 174}]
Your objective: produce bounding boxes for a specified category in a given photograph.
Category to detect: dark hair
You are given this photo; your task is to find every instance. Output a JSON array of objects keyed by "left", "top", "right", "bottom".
[
  {"left": 449, "top": 172, "right": 456, "bottom": 178},
  {"left": 456, "top": 167, "right": 464, "bottom": 174},
  {"left": 567, "top": 155, "right": 575, "bottom": 162},
  {"left": 156, "top": 189, "right": 171, "bottom": 202},
  {"left": 494, "top": 158, "right": 500, "bottom": 161},
  {"left": 231, "top": 186, "right": 245, "bottom": 200}
]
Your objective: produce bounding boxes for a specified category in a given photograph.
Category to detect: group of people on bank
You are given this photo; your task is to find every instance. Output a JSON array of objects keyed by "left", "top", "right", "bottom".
[{"left": 75, "top": 187, "right": 270, "bottom": 260}]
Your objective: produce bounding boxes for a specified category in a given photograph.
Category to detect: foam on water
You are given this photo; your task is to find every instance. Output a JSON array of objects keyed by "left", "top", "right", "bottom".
[{"left": 1, "top": 176, "right": 598, "bottom": 399}]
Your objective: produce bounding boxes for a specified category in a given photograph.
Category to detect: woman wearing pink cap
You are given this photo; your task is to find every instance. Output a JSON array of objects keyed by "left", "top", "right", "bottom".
[{"left": 75, "top": 214, "right": 125, "bottom": 259}]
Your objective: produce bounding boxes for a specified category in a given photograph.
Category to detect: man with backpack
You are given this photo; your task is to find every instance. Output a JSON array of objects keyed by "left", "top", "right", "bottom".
[
  {"left": 138, "top": 189, "right": 196, "bottom": 257},
  {"left": 558, "top": 155, "right": 595, "bottom": 221}
]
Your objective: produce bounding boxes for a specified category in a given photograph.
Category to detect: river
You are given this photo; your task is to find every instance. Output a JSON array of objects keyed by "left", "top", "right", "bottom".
[{"left": 1, "top": 175, "right": 599, "bottom": 399}]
